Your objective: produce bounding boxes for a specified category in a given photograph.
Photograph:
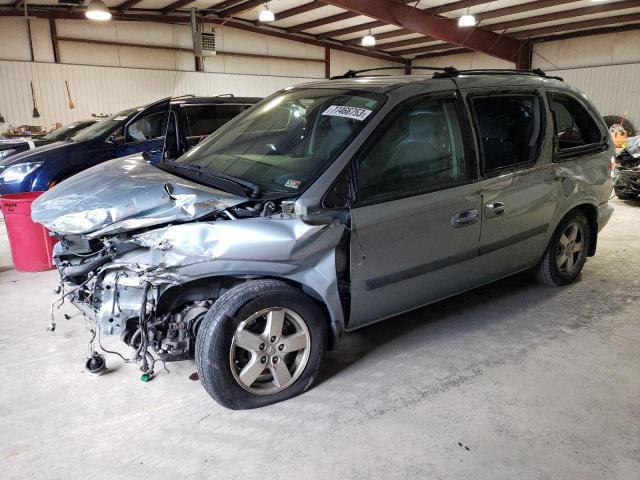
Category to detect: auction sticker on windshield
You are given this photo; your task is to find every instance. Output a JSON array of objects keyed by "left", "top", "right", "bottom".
[{"left": 322, "top": 105, "right": 372, "bottom": 121}]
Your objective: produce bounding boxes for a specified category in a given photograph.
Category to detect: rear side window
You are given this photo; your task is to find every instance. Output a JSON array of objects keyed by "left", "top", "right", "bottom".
[
  {"left": 184, "top": 104, "right": 249, "bottom": 137},
  {"left": 356, "top": 96, "right": 469, "bottom": 203},
  {"left": 548, "top": 94, "right": 603, "bottom": 151},
  {"left": 472, "top": 94, "right": 543, "bottom": 173}
]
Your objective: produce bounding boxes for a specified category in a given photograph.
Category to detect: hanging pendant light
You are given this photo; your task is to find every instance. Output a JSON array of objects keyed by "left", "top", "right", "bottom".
[
  {"left": 361, "top": 29, "right": 376, "bottom": 47},
  {"left": 258, "top": 3, "right": 275, "bottom": 23},
  {"left": 85, "top": 0, "right": 112, "bottom": 21},
  {"left": 458, "top": 8, "right": 476, "bottom": 28}
]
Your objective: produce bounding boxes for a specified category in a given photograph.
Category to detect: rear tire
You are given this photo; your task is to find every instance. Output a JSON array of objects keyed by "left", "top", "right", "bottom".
[
  {"left": 536, "top": 210, "right": 591, "bottom": 287},
  {"left": 195, "top": 279, "right": 327, "bottom": 410}
]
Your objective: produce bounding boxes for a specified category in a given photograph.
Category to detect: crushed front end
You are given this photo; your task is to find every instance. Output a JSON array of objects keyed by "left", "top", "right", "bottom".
[
  {"left": 33, "top": 155, "right": 345, "bottom": 377},
  {"left": 613, "top": 135, "right": 640, "bottom": 199}
]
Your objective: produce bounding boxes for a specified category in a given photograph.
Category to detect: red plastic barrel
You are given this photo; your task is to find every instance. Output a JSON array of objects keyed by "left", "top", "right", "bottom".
[{"left": 0, "top": 192, "right": 56, "bottom": 272}]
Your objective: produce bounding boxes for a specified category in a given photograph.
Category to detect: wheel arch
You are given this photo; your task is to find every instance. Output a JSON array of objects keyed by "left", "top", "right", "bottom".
[
  {"left": 157, "top": 273, "right": 343, "bottom": 350},
  {"left": 549, "top": 201, "right": 599, "bottom": 257}
]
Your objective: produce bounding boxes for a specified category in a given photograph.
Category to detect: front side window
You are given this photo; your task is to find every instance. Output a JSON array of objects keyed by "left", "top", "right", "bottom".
[
  {"left": 175, "top": 89, "right": 384, "bottom": 194},
  {"left": 356, "top": 97, "right": 468, "bottom": 203},
  {"left": 126, "top": 111, "right": 167, "bottom": 143},
  {"left": 548, "top": 93, "right": 603, "bottom": 151},
  {"left": 71, "top": 108, "right": 138, "bottom": 142},
  {"left": 184, "top": 104, "right": 250, "bottom": 137},
  {"left": 472, "top": 94, "right": 543, "bottom": 173}
]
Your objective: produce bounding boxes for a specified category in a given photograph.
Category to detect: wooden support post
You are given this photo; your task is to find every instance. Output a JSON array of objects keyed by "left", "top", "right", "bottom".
[
  {"left": 49, "top": 18, "right": 60, "bottom": 63},
  {"left": 324, "top": 46, "right": 330, "bottom": 78},
  {"left": 195, "top": 55, "right": 204, "bottom": 72}
]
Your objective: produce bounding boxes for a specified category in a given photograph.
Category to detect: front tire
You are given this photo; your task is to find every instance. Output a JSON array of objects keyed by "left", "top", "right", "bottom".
[
  {"left": 536, "top": 210, "right": 591, "bottom": 287},
  {"left": 195, "top": 279, "right": 327, "bottom": 409}
]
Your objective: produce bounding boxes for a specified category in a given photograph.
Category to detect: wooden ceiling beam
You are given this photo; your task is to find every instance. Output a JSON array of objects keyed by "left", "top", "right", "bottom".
[
  {"left": 288, "top": 11, "right": 358, "bottom": 32},
  {"left": 162, "top": 0, "right": 196, "bottom": 14},
  {"left": 321, "top": 0, "right": 530, "bottom": 66},
  {"left": 376, "top": 36, "right": 436, "bottom": 50},
  {"left": 275, "top": 1, "right": 324, "bottom": 21},
  {"left": 425, "top": 0, "right": 491, "bottom": 15},
  {"left": 116, "top": 0, "right": 145, "bottom": 11},
  {"left": 0, "top": 7, "right": 405, "bottom": 64},
  {"left": 487, "top": 0, "right": 640, "bottom": 32},
  {"left": 217, "top": 0, "right": 264, "bottom": 18},
  {"left": 374, "top": 0, "right": 584, "bottom": 52},
  {"left": 511, "top": 11, "right": 640, "bottom": 38}
]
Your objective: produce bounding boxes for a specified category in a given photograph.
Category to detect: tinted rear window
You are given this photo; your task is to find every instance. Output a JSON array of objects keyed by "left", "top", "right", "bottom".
[{"left": 183, "top": 104, "right": 250, "bottom": 137}]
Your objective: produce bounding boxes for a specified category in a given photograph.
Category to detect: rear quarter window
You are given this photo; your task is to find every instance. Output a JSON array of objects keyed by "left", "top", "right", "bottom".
[
  {"left": 547, "top": 93, "right": 605, "bottom": 155},
  {"left": 183, "top": 104, "right": 250, "bottom": 137}
]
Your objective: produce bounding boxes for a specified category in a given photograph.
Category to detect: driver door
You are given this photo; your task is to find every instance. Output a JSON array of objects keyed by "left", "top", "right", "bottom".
[
  {"left": 114, "top": 98, "right": 172, "bottom": 163},
  {"left": 348, "top": 93, "right": 481, "bottom": 328}
]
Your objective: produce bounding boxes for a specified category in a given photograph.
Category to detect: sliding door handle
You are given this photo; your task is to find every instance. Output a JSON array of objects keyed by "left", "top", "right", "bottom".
[
  {"left": 451, "top": 209, "right": 479, "bottom": 227},
  {"left": 485, "top": 202, "right": 506, "bottom": 218}
]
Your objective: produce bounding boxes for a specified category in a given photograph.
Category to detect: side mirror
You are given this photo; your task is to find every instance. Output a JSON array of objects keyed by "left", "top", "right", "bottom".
[{"left": 106, "top": 133, "right": 117, "bottom": 146}]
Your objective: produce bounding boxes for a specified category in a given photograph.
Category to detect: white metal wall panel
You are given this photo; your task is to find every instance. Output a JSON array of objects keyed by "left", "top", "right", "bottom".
[
  {"left": 0, "top": 60, "right": 313, "bottom": 128},
  {"left": 546, "top": 63, "right": 640, "bottom": 128},
  {"left": 413, "top": 52, "right": 515, "bottom": 71},
  {"left": 533, "top": 30, "right": 640, "bottom": 128}
]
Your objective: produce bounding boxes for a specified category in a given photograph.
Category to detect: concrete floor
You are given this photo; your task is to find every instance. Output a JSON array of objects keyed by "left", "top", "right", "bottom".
[{"left": 0, "top": 198, "right": 638, "bottom": 480}]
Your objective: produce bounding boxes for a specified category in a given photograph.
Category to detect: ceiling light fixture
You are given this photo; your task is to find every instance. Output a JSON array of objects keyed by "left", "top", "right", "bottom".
[
  {"left": 361, "top": 29, "right": 376, "bottom": 47},
  {"left": 85, "top": 0, "right": 112, "bottom": 21},
  {"left": 458, "top": 8, "right": 476, "bottom": 28},
  {"left": 258, "top": 3, "right": 275, "bottom": 23}
]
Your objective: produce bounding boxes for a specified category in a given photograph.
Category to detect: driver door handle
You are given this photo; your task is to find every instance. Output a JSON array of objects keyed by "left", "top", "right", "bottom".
[
  {"left": 485, "top": 201, "right": 506, "bottom": 218},
  {"left": 451, "top": 209, "right": 479, "bottom": 227}
]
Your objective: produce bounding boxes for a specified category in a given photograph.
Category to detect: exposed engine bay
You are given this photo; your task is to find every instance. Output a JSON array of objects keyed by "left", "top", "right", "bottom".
[
  {"left": 614, "top": 135, "right": 640, "bottom": 199},
  {"left": 35, "top": 155, "right": 346, "bottom": 378}
]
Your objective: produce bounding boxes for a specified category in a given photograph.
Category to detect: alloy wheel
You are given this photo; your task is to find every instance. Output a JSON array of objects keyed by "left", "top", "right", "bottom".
[
  {"left": 556, "top": 221, "right": 585, "bottom": 275},
  {"left": 229, "top": 307, "right": 311, "bottom": 395}
]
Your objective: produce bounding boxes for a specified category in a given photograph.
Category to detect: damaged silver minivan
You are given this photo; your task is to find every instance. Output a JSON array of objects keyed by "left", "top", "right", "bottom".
[{"left": 32, "top": 68, "right": 614, "bottom": 409}]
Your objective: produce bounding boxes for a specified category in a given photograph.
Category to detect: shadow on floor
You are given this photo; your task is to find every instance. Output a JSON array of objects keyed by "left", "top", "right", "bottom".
[{"left": 317, "top": 271, "right": 563, "bottom": 385}]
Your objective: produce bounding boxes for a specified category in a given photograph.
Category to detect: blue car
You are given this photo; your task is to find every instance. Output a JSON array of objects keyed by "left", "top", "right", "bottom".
[{"left": 0, "top": 95, "right": 260, "bottom": 195}]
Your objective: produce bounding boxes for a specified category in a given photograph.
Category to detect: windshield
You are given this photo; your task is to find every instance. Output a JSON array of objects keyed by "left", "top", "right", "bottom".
[
  {"left": 71, "top": 108, "right": 139, "bottom": 142},
  {"left": 175, "top": 88, "right": 384, "bottom": 193},
  {"left": 41, "top": 121, "right": 93, "bottom": 142}
]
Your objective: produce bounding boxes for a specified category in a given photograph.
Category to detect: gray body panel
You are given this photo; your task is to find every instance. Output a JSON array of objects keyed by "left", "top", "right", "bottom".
[{"left": 349, "top": 183, "right": 482, "bottom": 328}]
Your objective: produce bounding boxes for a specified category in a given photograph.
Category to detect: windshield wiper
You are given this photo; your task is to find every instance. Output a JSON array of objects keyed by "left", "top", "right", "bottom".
[{"left": 160, "top": 162, "right": 261, "bottom": 199}]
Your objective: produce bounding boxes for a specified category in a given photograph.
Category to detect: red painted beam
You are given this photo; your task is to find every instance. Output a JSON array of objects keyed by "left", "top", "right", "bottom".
[{"left": 321, "top": 0, "right": 530, "bottom": 66}]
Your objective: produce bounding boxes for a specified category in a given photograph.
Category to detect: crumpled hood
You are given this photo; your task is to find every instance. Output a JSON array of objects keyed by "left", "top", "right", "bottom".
[{"left": 32, "top": 154, "right": 246, "bottom": 238}]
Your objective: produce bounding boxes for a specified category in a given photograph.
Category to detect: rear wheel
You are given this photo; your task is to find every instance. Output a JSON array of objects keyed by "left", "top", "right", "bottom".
[
  {"left": 195, "top": 279, "right": 327, "bottom": 409},
  {"left": 536, "top": 210, "right": 591, "bottom": 287}
]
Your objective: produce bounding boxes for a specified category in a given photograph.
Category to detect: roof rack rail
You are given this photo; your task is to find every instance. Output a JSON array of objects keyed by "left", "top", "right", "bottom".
[
  {"left": 433, "top": 68, "right": 563, "bottom": 81},
  {"left": 171, "top": 94, "right": 196, "bottom": 100},
  {"left": 215, "top": 93, "right": 235, "bottom": 97},
  {"left": 330, "top": 66, "right": 456, "bottom": 79}
]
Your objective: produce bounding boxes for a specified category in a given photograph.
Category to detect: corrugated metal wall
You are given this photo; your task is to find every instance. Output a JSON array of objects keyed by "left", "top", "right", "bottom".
[
  {"left": 532, "top": 30, "right": 640, "bottom": 129},
  {"left": 545, "top": 63, "right": 640, "bottom": 129},
  {"left": 0, "top": 60, "right": 315, "bottom": 128}
]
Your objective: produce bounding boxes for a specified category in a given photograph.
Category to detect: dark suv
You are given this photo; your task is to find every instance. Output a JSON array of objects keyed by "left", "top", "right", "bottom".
[
  {"left": 33, "top": 68, "right": 614, "bottom": 409},
  {"left": 0, "top": 95, "right": 260, "bottom": 195}
]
